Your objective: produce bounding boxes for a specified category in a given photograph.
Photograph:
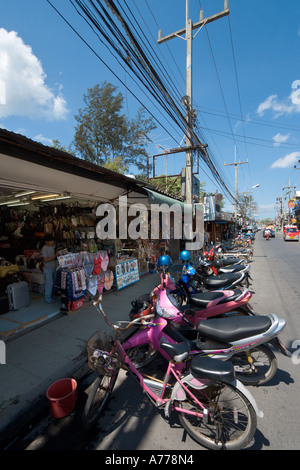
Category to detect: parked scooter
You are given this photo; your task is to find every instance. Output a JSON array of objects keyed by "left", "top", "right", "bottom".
[
  {"left": 149, "top": 254, "right": 253, "bottom": 314},
  {"left": 125, "top": 284, "right": 287, "bottom": 386},
  {"left": 155, "top": 291, "right": 285, "bottom": 385},
  {"left": 203, "top": 245, "right": 245, "bottom": 267},
  {"left": 201, "top": 248, "right": 251, "bottom": 277},
  {"left": 134, "top": 255, "right": 290, "bottom": 357},
  {"left": 171, "top": 251, "right": 251, "bottom": 303},
  {"left": 155, "top": 256, "right": 290, "bottom": 359}
]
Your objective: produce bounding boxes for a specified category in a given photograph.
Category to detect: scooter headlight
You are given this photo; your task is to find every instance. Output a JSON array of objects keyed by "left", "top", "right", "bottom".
[{"left": 156, "top": 297, "right": 175, "bottom": 318}]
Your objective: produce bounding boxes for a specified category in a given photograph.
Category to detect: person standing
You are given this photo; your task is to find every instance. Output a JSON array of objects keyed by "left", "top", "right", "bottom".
[{"left": 41, "top": 234, "right": 58, "bottom": 303}]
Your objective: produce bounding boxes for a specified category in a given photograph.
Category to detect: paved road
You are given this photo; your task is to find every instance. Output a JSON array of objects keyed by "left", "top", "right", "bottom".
[
  {"left": 8, "top": 233, "right": 300, "bottom": 451},
  {"left": 242, "top": 231, "right": 300, "bottom": 450}
]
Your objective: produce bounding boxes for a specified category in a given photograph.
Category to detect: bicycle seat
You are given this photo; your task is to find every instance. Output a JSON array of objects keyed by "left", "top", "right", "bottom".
[{"left": 190, "top": 355, "right": 235, "bottom": 384}]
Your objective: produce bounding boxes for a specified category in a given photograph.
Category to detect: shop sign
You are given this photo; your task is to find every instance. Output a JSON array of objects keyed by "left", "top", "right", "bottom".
[
  {"left": 115, "top": 258, "right": 139, "bottom": 290},
  {"left": 203, "top": 195, "right": 216, "bottom": 221},
  {"left": 288, "top": 199, "right": 295, "bottom": 208}
]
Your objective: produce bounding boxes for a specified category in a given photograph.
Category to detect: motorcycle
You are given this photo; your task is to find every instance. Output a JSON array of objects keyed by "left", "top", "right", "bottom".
[
  {"left": 169, "top": 252, "right": 251, "bottom": 304},
  {"left": 131, "top": 255, "right": 290, "bottom": 360},
  {"left": 201, "top": 248, "right": 251, "bottom": 277},
  {"left": 149, "top": 255, "right": 253, "bottom": 314},
  {"left": 125, "top": 285, "right": 287, "bottom": 386},
  {"left": 155, "top": 291, "right": 285, "bottom": 385}
]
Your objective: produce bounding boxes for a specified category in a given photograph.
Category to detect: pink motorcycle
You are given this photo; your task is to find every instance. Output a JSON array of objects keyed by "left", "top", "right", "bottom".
[{"left": 147, "top": 262, "right": 254, "bottom": 320}]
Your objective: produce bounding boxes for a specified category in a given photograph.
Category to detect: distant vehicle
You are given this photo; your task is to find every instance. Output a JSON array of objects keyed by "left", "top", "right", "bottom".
[
  {"left": 283, "top": 225, "right": 299, "bottom": 242},
  {"left": 263, "top": 228, "right": 275, "bottom": 238}
]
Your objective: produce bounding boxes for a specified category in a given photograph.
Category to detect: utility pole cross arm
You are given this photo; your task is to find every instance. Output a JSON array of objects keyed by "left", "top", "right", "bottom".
[{"left": 157, "top": 9, "right": 230, "bottom": 44}]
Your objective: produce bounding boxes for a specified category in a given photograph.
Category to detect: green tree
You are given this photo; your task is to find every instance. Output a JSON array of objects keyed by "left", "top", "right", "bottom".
[
  {"left": 51, "top": 139, "right": 73, "bottom": 154},
  {"left": 150, "top": 174, "right": 205, "bottom": 200},
  {"left": 237, "top": 191, "right": 258, "bottom": 220},
  {"left": 74, "top": 82, "right": 156, "bottom": 173}
]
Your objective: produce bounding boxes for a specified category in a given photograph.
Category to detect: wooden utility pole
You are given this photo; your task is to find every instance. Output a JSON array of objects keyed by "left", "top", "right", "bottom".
[
  {"left": 224, "top": 146, "right": 248, "bottom": 219},
  {"left": 283, "top": 177, "right": 297, "bottom": 223},
  {"left": 158, "top": 1, "right": 229, "bottom": 205}
]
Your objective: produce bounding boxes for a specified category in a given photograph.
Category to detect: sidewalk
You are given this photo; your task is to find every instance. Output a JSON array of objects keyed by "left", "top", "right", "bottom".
[{"left": 0, "top": 272, "right": 160, "bottom": 449}]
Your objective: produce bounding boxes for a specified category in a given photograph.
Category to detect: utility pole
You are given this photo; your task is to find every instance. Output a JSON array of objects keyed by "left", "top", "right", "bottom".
[
  {"left": 276, "top": 192, "right": 284, "bottom": 231},
  {"left": 283, "top": 177, "right": 297, "bottom": 224},
  {"left": 224, "top": 145, "right": 248, "bottom": 219},
  {"left": 158, "top": 1, "right": 230, "bottom": 205}
]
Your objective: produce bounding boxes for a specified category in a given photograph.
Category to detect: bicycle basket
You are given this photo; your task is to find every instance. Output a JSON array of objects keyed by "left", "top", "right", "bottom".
[{"left": 87, "top": 330, "right": 123, "bottom": 376}]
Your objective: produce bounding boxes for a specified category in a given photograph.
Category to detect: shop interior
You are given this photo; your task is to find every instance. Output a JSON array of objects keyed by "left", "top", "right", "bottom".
[{"left": 0, "top": 187, "right": 167, "bottom": 338}]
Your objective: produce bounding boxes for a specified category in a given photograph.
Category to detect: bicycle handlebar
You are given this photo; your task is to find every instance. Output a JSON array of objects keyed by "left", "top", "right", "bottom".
[{"left": 93, "top": 295, "right": 155, "bottom": 331}]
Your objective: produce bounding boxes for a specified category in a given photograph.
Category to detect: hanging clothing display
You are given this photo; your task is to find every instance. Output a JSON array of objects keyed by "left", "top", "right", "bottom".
[
  {"left": 92, "top": 252, "right": 102, "bottom": 275},
  {"left": 55, "top": 250, "right": 114, "bottom": 311}
]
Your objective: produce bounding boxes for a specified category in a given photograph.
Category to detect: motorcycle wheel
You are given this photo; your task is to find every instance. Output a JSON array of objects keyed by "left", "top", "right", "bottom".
[{"left": 232, "top": 344, "right": 277, "bottom": 386}]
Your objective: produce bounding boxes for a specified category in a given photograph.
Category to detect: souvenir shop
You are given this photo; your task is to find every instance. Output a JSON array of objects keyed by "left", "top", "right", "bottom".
[{"left": 0, "top": 129, "right": 182, "bottom": 327}]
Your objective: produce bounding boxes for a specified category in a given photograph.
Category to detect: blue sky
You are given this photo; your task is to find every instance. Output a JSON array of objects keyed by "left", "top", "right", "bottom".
[{"left": 1, "top": 0, "right": 300, "bottom": 221}]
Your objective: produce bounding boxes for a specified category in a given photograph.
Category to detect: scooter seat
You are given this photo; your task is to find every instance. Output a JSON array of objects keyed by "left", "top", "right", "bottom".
[
  {"left": 160, "top": 341, "right": 190, "bottom": 362},
  {"left": 190, "top": 355, "right": 235, "bottom": 384},
  {"left": 214, "top": 258, "right": 243, "bottom": 268},
  {"left": 189, "top": 290, "right": 224, "bottom": 308},
  {"left": 204, "top": 272, "right": 241, "bottom": 289},
  {"left": 219, "top": 265, "right": 245, "bottom": 274},
  {"left": 196, "top": 315, "right": 272, "bottom": 342}
]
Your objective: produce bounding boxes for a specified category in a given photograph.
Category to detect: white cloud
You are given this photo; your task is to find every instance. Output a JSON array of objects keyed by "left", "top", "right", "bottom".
[
  {"left": 0, "top": 28, "right": 68, "bottom": 120},
  {"left": 257, "top": 81, "right": 300, "bottom": 117},
  {"left": 271, "top": 151, "right": 300, "bottom": 169},
  {"left": 272, "top": 132, "right": 291, "bottom": 147},
  {"left": 34, "top": 134, "right": 54, "bottom": 146}
]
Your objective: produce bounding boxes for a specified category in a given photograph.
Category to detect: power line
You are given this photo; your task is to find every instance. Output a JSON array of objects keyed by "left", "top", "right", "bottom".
[{"left": 47, "top": 0, "right": 235, "bottom": 200}]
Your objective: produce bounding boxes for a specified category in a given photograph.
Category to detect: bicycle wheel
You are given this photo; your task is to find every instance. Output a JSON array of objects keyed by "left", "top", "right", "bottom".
[
  {"left": 232, "top": 344, "right": 277, "bottom": 386},
  {"left": 176, "top": 381, "right": 257, "bottom": 450},
  {"left": 82, "top": 370, "right": 119, "bottom": 431}
]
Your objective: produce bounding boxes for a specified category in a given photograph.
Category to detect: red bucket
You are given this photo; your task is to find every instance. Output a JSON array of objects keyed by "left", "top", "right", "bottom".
[{"left": 46, "top": 378, "right": 78, "bottom": 419}]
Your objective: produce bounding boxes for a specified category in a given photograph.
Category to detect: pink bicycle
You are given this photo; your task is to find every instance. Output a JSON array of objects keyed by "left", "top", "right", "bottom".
[{"left": 82, "top": 295, "right": 262, "bottom": 450}]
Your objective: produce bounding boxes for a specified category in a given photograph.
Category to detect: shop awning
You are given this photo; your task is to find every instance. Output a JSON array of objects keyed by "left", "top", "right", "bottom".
[
  {"left": 144, "top": 188, "right": 185, "bottom": 209},
  {"left": 0, "top": 129, "right": 146, "bottom": 205},
  {"left": 0, "top": 128, "right": 186, "bottom": 210}
]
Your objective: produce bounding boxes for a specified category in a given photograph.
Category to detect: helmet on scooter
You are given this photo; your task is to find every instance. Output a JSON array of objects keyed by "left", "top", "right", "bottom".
[
  {"left": 129, "top": 299, "right": 152, "bottom": 321},
  {"left": 179, "top": 250, "right": 191, "bottom": 261},
  {"left": 157, "top": 255, "right": 172, "bottom": 267}
]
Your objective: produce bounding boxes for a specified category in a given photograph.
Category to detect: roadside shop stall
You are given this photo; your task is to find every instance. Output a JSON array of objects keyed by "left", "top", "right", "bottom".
[{"left": 0, "top": 129, "right": 182, "bottom": 323}]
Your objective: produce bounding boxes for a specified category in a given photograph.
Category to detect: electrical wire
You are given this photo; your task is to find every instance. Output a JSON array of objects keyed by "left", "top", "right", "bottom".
[{"left": 47, "top": 0, "right": 236, "bottom": 200}]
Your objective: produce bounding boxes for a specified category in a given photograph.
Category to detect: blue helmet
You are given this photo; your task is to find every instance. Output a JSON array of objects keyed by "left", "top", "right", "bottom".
[
  {"left": 179, "top": 250, "right": 191, "bottom": 261},
  {"left": 157, "top": 255, "right": 172, "bottom": 267}
]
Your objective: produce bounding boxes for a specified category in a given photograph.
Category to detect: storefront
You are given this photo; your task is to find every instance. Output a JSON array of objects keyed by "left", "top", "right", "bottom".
[
  {"left": 0, "top": 129, "right": 182, "bottom": 327},
  {"left": 203, "top": 195, "right": 235, "bottom": 244}
]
